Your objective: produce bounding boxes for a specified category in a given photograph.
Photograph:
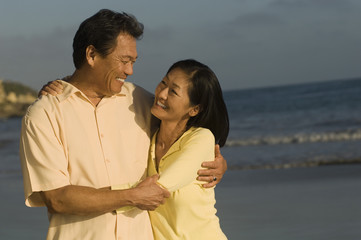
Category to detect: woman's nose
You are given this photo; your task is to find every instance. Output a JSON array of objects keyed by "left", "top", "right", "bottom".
[{"left": 158, "top": 86, "right": 168, "bottom": 100}]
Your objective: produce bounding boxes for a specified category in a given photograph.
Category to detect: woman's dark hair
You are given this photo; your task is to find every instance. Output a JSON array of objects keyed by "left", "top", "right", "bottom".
[
  {"left": 72, "top": 9, "right": 144, "bottom": 69},
  {"left": 167, "top": 59, "right": 229, "bottom": 147}
]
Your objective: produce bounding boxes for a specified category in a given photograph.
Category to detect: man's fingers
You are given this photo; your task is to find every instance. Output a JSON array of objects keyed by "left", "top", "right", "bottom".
[
  {"left": 202, "top": 181, "right": 217, "bottom": 188},
  {"left": 150, "top": 174, "right": 160, "bottom": 180},
  {"left": 214, "top": 144, "right": 221, "bottom": 157},
  {"left": 197, "top": 175, "right": 220, "bottom": 188},
  {"left": 201, "top": 160, "right": 217, "bottom": 169},
  {"left": 197, "top": 174, "right": 222, "bottom": 181},
  {"left": 162, "top": 187, "right": 170, "bottom": 198},
  {"left": 198, "top": 167, "right": 223, "bottom": 177},
  {"left": 197, "top": 175, "right": 213, "bottom": 182}
]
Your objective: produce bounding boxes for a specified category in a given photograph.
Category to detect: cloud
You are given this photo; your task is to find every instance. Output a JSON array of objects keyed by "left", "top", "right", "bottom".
[
  {"left": 268, "top": 0, "right": 359, "bottom": 18},
  {"left": 1, "top": 0, "right": 361, "bottom": 92},
  {"left": 270, "top": 0, "right": 356, "bottom": 9},
  {"left": 230, "top": 12, "right": 283, "bottom": 27},
  {"left": 0, "top": 27, "right": 75, "bottom": 90}
]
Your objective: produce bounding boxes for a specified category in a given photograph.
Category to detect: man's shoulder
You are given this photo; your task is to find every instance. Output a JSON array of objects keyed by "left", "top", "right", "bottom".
[
  {"left": 25, "top": 81, "right": 78, "bottom": 119},
  {"left": 122, "top": 82, "right": 153, "bottom": 99},
  {"left": 24, "top": 95, "right": 61, "bottom": 121},
  {"left": 122, "top": 82, "right": 154, "bottom": 107}
]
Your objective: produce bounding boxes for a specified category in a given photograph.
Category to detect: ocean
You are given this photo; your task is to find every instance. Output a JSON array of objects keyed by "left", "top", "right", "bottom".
[
  {"left": 2, "top": 78, "right": 361, "bottom": 174},
  {"left": 1, "top": 78, "right": 361, "bottom": 239},
  {"left": 222, "top": 77, "right": 361, "bottom": 169}
]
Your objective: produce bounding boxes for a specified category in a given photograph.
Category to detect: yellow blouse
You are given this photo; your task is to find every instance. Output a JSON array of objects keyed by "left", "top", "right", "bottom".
[{"left": 148, "top": 127, "right": 227, "bottom": 240}]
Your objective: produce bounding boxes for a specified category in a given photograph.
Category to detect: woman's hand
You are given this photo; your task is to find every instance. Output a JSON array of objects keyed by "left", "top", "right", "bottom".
[
  {"left": 38, "top": 80, "right": 64, "bottom": 97},
  {"left": 197, "top": 144, "right": 227, "bottom": 188}
]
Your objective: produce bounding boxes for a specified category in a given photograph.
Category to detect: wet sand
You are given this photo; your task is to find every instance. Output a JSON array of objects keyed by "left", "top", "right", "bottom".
[
  {"left": 216, "top": 164, "right": 361, "bottom": 240},
  {"left": 1, "top": 164, "right": 360, "bottom": 239}
]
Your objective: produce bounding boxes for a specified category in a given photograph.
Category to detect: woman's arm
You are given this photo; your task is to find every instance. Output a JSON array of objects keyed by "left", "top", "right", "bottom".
[
  {"left": 38, "top": 79, "right": 66, "bottom": 97},
  {"left": 157, "top": 128, "right": 216, "bottom": 192}
]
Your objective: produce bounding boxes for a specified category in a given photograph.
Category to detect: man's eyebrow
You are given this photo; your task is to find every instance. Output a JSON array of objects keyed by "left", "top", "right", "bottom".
[{"left": 120, "top": 55, "right": 138, "bottom": 61}]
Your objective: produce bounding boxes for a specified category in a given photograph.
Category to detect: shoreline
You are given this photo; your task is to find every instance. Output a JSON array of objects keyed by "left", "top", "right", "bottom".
[
  {"left": 0, "top": 102, "right": 30, "bottom": 119},
  {"left": 227, "top": 158, "right": 361, "bottom": 170}
]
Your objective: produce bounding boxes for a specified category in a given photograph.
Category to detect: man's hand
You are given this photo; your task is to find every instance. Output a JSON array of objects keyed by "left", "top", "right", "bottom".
[
  {"left": 38, "top": 80, "right": 64, "bottom": 97},
  {"left": 133, "top": 174, "right": 170, "bottom": 211},
  {"left": 197, "top": 144, "right": 227, "bottom": 188}
]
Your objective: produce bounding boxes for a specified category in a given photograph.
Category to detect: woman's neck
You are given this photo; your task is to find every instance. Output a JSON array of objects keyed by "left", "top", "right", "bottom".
[
  {"left": 155, "top": 120, "right": 188, "bottom": 165},
  {"left": 157, "top": 121, "right": 188, "bottom": 148}
]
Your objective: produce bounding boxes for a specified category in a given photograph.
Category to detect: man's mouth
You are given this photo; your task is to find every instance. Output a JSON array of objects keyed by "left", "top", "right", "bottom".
[{"left": 115, "top": 77, "right": 125, "bottom": 83}]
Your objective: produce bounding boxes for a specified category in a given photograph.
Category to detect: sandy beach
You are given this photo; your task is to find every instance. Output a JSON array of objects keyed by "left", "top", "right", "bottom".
[
  {"left": 1, "top": 164, "right": 360, "bottom": 239},
  {"left": 216, "top": 164, "right": 361, "bottom": 240}
]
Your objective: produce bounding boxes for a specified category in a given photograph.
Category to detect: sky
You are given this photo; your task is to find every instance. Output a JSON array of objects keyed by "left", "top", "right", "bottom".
[{"left": 1, "top": 0, "right": 361, "bottom": 92}]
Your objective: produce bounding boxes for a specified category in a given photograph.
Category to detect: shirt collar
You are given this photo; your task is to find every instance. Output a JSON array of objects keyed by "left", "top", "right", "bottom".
[
  {"left": 56, "top": 80, "right": 126, "bottom": 102},
  {"left": 151, "top": 127, "right": 196, "bottom": 160}
]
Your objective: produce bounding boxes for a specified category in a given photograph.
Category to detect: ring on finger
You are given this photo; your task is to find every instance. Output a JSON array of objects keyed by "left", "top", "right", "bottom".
[{"left": 213, "top": 176, "right": 217, "bottom": 181}]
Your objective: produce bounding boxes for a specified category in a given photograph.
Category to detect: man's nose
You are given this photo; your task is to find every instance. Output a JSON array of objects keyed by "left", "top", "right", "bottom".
[{"left": 124, "top": 63, "right": 134, "bottom": 76}]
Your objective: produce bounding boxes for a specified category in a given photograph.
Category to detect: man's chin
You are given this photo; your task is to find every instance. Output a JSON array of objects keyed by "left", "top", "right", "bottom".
[{"left": 110, "top": 82, "right": 124, "bottom": 95}]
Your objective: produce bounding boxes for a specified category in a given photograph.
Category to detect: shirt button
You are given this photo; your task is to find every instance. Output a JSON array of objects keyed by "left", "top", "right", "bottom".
[
  {"left": 100, "top": 133, "right": 104, "bottom": 138},
  {"left": 105, "top": 159, "right": 110, "bottom": 163}
]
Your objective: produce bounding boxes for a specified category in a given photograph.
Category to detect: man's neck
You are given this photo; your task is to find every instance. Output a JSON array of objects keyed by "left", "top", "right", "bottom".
[{"left": 68, "top": 70, "right": 104, "bottom": 106}]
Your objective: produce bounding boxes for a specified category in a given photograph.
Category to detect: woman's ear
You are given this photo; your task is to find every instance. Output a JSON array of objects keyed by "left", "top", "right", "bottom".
[
  {"left": 189, "top": 105, "right": 201, "bottom": 117},
  {"left": 85, "top": 45, "right": 97, "bottom": 67}
]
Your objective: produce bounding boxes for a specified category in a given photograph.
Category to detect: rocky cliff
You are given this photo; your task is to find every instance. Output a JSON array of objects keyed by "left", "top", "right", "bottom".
[{"left": 0, "top": 79, "right": 37, "bottom": 118}]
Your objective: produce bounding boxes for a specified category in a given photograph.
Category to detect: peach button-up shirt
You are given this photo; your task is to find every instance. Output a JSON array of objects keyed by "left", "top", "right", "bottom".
[{"left": 20, "top": 81, "right": 156, "bottom": 240}]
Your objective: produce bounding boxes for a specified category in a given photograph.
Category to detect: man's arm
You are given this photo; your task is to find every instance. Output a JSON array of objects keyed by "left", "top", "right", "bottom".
[
  {"left": 197, "top": 144, "right": 227, "bottom": 188},
  {"left": 40, "top": 174, "right": 170, "bottom": 215}
]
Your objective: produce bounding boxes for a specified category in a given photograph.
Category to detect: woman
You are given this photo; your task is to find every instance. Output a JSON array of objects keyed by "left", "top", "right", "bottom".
[
  {"left": 146, "top": 59, "right": 229, "bottom": 239},
  {"left": 40, "top": 59, "right": 229, "bottom": 239}
]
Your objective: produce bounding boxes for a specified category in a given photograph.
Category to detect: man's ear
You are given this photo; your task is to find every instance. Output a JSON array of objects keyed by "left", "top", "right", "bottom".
[
  {"left": 189, "top": 105, "right": 201, "bottom": 117},
  {"left": 85, "top": 45, "right": 97, "bottom": 67}
]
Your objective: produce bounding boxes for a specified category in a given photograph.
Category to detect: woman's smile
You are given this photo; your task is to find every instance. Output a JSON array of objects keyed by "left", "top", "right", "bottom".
[{"left": 156, "top": 100, "right": 167, "bottom": 109}]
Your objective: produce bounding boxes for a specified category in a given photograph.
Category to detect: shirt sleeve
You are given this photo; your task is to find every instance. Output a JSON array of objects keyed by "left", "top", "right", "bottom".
[
  {"left": 157, "top": 128, "right": 215, "bottom": 192},
  {"left": 19, "top": 104, "right": 70, "bottom": 207}
]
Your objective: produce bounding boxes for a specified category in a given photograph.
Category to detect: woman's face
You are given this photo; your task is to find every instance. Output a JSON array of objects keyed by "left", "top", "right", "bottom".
[{"left": 151, "top": 68, "right": 199, "bottom": 123}]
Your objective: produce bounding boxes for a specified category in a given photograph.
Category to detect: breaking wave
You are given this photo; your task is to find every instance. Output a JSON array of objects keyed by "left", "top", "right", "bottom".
[{"left": 225, "top": 129, "right": 361, "bottom": 147}]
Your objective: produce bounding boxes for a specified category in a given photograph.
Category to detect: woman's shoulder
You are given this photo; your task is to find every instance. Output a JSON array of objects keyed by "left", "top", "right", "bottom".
[{"left": 182, "top": 127, "right": 215, "bottom": 144}]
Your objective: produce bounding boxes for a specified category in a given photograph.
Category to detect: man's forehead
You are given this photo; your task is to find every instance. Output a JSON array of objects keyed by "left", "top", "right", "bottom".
[{"left": 114, "top": 34, "right": 138, "bottom": 59}]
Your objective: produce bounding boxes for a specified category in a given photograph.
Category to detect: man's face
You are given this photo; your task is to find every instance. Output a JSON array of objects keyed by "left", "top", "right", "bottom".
[{"left": 93, "top": 34, "right": 137, "bottom": 96}]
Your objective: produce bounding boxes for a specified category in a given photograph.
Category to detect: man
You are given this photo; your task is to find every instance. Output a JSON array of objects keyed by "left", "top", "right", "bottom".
[{"left": 20, "top": 9, "right": 226, "bottom": 240}]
